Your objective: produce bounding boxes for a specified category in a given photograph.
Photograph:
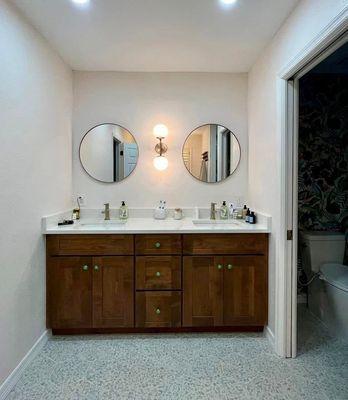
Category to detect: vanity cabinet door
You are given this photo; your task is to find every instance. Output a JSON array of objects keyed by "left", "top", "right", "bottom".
[
  {"left": 48, "top": 257, "right": 92, "bottom": 329},
  {"left": 183, "top": 256, "right": 224, "bottom": 327},
  {"left": 92, "top": 256, "right": 134, "bottom": 328},
  {"left": 222, "top": 256, "right": 267, "bottom": 326}
]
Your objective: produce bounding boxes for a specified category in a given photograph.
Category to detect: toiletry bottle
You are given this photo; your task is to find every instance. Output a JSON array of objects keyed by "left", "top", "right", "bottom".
[
  {"left": 245, "top": 208, "right": 250, "bottom": 223},
  {"left": 249, "top": 211, "right": 256, "bottom": 224},
  {"left": 119, "top": 201, "right": 128, "bottom": 220},
  {"left": 242, "top": 205, "right": 248, "bottom": 220},
  {"left": 229, "top": 203, "right": 234, "bottom": 219},
  {"left": 220, "top": 201, "right": 228, "bottom": 220}
]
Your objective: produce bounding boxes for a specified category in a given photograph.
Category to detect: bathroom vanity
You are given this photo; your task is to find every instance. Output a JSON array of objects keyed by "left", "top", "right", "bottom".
[{"left": 45, "top": 226, "right": 269, "bottom": 334}]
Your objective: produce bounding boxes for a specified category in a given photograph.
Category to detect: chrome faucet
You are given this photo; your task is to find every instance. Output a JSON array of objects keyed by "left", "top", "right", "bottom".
[
  {"left": 102, "top": 203, "right": 110, "bottom": 220},
  {"left": 210, "top": 202, "right": 217, "bottom": 220}
]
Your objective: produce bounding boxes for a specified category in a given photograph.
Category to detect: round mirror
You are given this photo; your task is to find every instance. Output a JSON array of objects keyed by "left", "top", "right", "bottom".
[
  {"left": 79, "top": 123, "right": 139, "bottom": 183},
  {"left": 182, "top": 124, "right": 241, "bottom": 183}
]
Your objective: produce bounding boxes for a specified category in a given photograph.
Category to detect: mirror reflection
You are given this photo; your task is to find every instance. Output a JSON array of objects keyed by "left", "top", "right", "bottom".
[
  {"left": 79, "top": 123, "right": 138, "bottom": 183},
  {"left": 182, "top": 124, "right": 241, "bottom": 183}
]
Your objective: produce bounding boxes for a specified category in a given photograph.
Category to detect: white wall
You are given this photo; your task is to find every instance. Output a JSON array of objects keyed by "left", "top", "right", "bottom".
[
  {"left": 248, "top": 0, "right": 347, "bottom": 336},
  {"left": 73, "top": 72, "right": 248, "bottom": 208},
  {"left": 0, "top": 0, "right": 72, "bottom": 386}
]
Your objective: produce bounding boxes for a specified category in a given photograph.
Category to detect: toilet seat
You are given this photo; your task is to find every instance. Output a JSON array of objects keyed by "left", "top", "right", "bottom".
[{"left": 320, "top": 263, "right": 348, "bottom": 293}]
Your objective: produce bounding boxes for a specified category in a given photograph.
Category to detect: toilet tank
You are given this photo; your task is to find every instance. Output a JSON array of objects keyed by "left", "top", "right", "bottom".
[{"left": 300, "top": 231, "right": 346, "bottom": 274}]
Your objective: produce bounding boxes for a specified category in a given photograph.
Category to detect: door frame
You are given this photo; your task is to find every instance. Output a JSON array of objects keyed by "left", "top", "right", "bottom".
[{"left": 276, "top": 10, "right": 347, "bottom": 358}]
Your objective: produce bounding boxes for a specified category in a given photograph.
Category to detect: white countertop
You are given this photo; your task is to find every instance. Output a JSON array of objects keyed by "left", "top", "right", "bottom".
[{"left": 42, "top": 209, "right": 271, "bottom": 234}]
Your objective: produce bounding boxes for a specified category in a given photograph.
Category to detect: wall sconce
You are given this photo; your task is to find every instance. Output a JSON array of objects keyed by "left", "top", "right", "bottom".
[{"left": 153, "top": 124, "right": 169, "bottom": 171}]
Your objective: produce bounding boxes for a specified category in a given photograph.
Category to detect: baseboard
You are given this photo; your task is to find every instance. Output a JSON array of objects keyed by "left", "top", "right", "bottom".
[
  {"left": 264, "top": 325, "right": 275, "bottom": 348},
  {"left": 0, "top": 330, "right": 49, "bottom": 400}
]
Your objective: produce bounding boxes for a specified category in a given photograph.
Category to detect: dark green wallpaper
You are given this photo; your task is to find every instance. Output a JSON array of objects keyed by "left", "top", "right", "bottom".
[{"left": 298, "top": 74, "right": 348, "bottom": 232}]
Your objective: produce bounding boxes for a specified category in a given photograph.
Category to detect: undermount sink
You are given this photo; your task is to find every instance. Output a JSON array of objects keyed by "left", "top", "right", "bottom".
[
  {"left": 192, "top": 219, "right": 239, "bottom": 225},
  {"left": 79, "top": 220, "right": 127, "bottom": 227}
]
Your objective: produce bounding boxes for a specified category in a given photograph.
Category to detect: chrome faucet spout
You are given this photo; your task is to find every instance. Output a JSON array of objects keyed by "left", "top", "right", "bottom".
[
  {"left": 210, "top": 203, "right": 217, "bottom": 220},
  {"left": 102, "top": 203, "right": 110, "bottom": 221}
]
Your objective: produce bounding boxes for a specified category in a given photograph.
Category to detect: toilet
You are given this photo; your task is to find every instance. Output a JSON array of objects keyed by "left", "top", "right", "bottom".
[{"left": 300, "top": 231, "right": 348, "bottom": 342}]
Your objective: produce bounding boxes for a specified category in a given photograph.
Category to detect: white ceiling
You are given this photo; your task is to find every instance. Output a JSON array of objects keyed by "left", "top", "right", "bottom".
[{"left": 12, "top": 0, "right": 299, "bottom": 72}]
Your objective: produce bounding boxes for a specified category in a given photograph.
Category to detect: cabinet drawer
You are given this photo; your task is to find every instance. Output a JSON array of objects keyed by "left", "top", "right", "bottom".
[
  {"left": 183, "top": 234, "right": 268, "bottom": 255},
  {"left": 47, "top": 235, "right": 134, "bottom": 256},
  {"left": 136, "top": 291, "right": 181, "bottom": 328},
  {"left": 136, "top": 256, "right": 181, "bottom": 290},
  {"left": 135, "top": 234, "right": 182, "bottom": 255}
]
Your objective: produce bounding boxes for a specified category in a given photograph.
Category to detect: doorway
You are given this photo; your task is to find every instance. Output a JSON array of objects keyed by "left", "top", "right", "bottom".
[{"left": 285, "top": 32, "right": 348, "bottom": 357}]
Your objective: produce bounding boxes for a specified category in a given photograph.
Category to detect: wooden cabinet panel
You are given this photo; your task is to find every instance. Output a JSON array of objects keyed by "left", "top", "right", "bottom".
[
  {"left": 136, "top": 256, "right": 181, "bottom": 290},
  {"left": 135, "top": 234, "right": 182, "bottom": 255},
  {"left": 136, "top": 292, "right": 181, "bottom": 328},
  {"left": 47, "top": 234, "right": 134, "bottom": 256},
  {"left": 183, "top": 256, "right": 223, "bottom": 327},
  {"left": 183, "top": 234, "right": 268, "bottom": 255},
  {"left": 48, "top": 257, "right": 92, "bottom": 329},
  {"left": 223, "top": 256, "right": 268, "bottom": 326},
  {"left": 93, "top": 257, "right": 134, "bottom": 328}
]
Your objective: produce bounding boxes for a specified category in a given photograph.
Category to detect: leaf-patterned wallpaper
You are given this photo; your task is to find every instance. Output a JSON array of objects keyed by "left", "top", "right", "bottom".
[{"left": 298, "top": 74, "right": 348, "bottom": 232}]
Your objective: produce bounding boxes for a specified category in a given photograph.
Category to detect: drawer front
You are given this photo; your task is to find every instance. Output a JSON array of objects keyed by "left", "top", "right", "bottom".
[
  {"left": 136, "top": 291, "right": 181, "bottom": 328},
  {"left": 47, "top": 235, "right": 134, "bottom": 256},
  {"left": 136, "top": 256, "right": 181, "bottom": 290},
  {"left": 183, "top": 234, "right": 268, "bottom": 255},
  {"left": 135, "top": 234, "right": 182, "bottom": 255}
]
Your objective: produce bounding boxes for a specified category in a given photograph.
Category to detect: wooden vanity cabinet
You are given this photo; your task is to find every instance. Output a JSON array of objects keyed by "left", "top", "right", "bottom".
[
  {"left": 48, "top": 256, "right": 93, "bottom": 329},
  {"left": 183, "top": 255, "right": 267, "bottom": 327},
  {"left": 46, "top": 233, "right": 268, "bottom": 333}
]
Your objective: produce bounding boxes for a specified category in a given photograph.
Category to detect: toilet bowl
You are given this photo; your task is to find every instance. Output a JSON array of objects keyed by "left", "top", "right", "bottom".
[
  {"left": 300, "top": 231, "right": 347, "bottom": 342},
  {"left": 317, "top": 263, "right": 348, "bottom": 341}
]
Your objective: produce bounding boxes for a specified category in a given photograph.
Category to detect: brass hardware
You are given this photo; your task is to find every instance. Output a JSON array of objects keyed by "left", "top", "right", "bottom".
[
  {"left": 227, "top": 264, "right": 233, "bottom": 270},
  {"left": 155, "top": 271, "right": 161, "bottom": 277},
  {"left": 94, "top": 265, "right": 99, "bottom": 271},
  {"left": 217, "top": 264, "right": 223, "bottom": 270},
  {"left": 155, "top": 138, "right": 168, "bottom": 156},
  {"left": 102, "top": 203, "right": 110, "bottom": 221},
  {"left": 155, "top": 242, "right": 161, "bottom": 248},
  {"left": 82, "top": 265, "right": 89, "bottom": 271},
  {"left": 155, "top": 308, "right": 161, "bottom": 315}
]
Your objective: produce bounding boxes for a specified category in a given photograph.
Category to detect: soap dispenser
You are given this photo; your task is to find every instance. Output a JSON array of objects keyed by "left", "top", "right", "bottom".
[
  {"left": 119, "top": 201, "right": 128, "bottom": 220},
  {"left": 220, "top": 201, "right": 228, "bottom": 220}
]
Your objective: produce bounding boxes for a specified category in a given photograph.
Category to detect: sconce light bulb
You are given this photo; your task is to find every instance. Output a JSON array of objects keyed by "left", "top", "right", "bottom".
[
  {"left": 153, "top": 124, "right": 168, "bottom": 139},
  {"left": 153, "top": 156, "right": 168, "bottom": 171}
]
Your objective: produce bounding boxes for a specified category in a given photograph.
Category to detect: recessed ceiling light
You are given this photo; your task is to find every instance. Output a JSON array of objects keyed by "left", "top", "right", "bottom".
[
  {"left": 72, "top": 0, "right": 90, "bottom": 5},
  {"left": 220, "top": 0, "right": 237, "bottom": 4}
]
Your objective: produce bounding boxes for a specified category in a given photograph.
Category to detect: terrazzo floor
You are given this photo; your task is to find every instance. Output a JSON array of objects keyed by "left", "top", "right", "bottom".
[{"left": 7, "top": 307, "right": 348, "bottom": 400}]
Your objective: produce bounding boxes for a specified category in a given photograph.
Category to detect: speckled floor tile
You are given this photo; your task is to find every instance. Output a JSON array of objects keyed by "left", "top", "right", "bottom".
[{"left": 7, "top": 307, "right": 348, "bottom": 400}]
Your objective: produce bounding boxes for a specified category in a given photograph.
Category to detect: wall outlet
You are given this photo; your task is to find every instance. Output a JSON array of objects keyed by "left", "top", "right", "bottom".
[{"left": 77, "top": 195, "right": 86, "bottom": 207}]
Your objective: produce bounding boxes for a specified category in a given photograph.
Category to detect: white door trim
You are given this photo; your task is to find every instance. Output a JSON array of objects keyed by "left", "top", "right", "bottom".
[{"left": 276, "top": 7, "right": 348, "bottom": 358}]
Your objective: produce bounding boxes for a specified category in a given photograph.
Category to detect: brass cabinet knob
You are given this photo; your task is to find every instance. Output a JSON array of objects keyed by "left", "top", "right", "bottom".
[
  {"left": 94, "top": 265, "right": 99, "bottom": 271},
  {"left": 155, "top": 242, "right": 161, "bottom": 248},
  {"left": 155, "top": 271, "right": 161, "bottom": 277},
  {"left": 82, "top": 265, "right": 89, "bottom": 271},
  {"left": 227, "top": 264, "right": 233, "bottom": 270},
  {"left": 155, "top": 308, "right": 161, "bottom": 315},
  {"left": 217, "top": 264, "right": 223, "bottom": 270}
]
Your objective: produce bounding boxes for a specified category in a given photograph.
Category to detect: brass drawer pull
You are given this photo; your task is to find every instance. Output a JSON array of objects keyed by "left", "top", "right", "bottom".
[
  {"left": 155, "top": 271, "right": 161, "bottom": 277},
  {"left": 94, "top": 265, "right": 99, "bottom": 271},
  {"left": 155, "top": 242, "right": 161, "bottom": 248},
  {"left": 217, "top": 264, "right": 223, "bottom": 270},
  {"left": 227, "top": 264, "right": 233, "bottom": 270},
  {"left": 155, "top": 308, "right": 161, "bottom": 315},
  {"left": 82, "top": 265, "right": 89, "bottom": 271}
]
